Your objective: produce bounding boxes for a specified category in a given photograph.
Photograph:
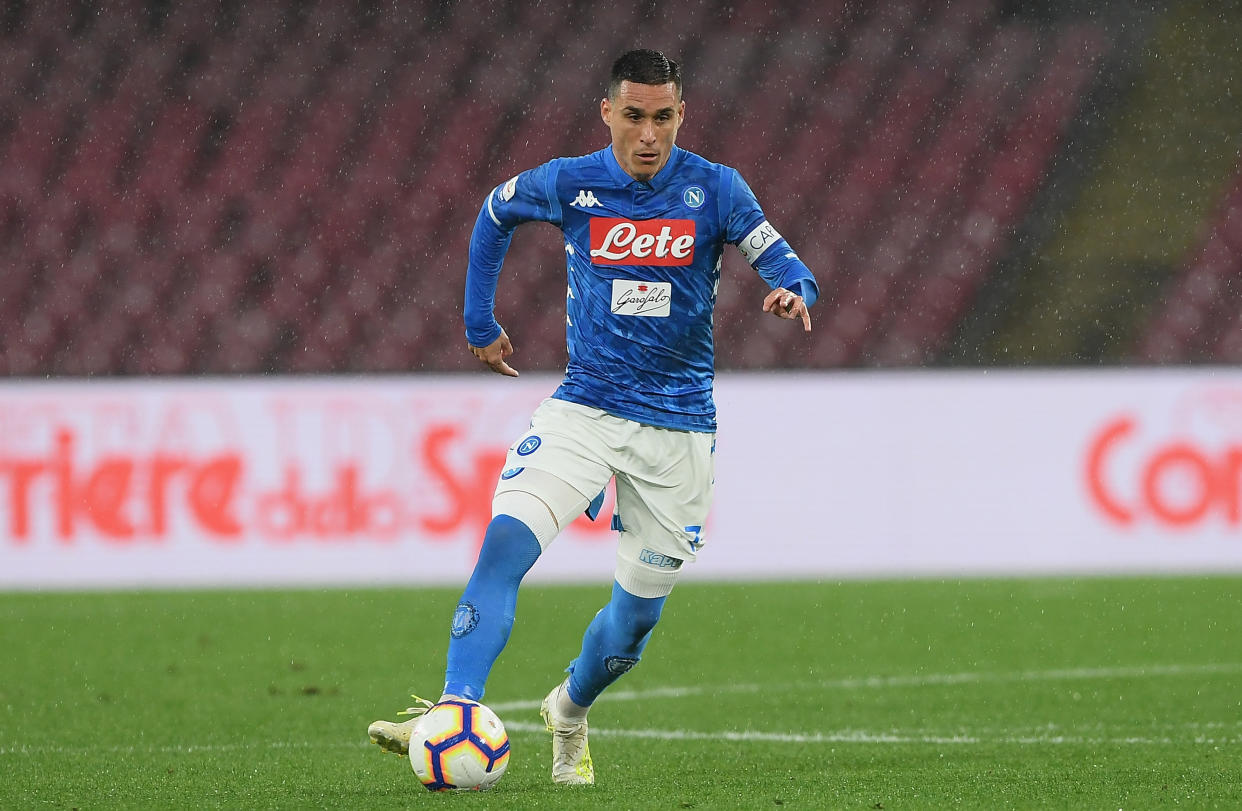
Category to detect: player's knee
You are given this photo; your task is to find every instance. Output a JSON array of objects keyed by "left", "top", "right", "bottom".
[
  {"left": 474, "top": 514, "right": 541, "bottom": 583},
  {"left": 491, "top": 489, "right": 560, "bottom": 548},
  {"left": 609, "top": 581, "right": 666, "bottom": 648}
]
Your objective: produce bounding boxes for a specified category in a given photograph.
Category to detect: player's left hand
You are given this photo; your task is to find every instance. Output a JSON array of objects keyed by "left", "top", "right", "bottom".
[
  {"left": 762, "top": 288, "right": 812, "bottom": 333},
  {"left": 469, "top": 329, "right": 519, "bottom": 377}
]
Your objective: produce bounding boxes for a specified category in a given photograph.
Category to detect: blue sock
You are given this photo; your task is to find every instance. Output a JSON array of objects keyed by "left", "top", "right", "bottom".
[
  {"left": 566, "top": 580, "right": 667, "bottom": 707},
  {"left": 443, "top": 515, "right": 541, "bottom": 700}
]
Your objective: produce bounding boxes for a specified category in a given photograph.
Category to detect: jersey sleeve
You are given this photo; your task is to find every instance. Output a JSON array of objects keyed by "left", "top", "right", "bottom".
[
  {"left": 463, "top": 161, "right": 563, "bottom": 347},
  {"left": 722, "top": 168, "right": 819, "bottom": 308}
]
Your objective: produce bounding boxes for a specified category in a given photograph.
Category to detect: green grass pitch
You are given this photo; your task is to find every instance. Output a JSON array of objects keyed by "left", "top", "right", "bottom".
[{"left": 3, "top": 576, "right": 1240, "bottom": 808}]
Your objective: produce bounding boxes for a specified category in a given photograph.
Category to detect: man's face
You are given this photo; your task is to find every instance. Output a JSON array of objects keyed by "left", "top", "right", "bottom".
[{"left": 601, "top": 80, "right": 684, "bottom": 182}]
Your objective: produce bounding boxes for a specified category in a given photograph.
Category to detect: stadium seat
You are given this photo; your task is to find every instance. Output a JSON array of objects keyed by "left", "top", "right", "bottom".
[{"left": 0, "top": 0, "right": 1119, "bottom": 376}]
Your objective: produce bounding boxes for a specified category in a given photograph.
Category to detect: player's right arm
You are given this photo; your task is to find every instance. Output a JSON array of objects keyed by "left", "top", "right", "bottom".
[{"left": 463, "top": 163, "right": 563, "bottom": 375}]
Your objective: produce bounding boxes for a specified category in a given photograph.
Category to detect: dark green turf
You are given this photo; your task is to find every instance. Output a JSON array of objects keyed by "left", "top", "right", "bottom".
[{"left": 2, "top": 577, "right": 1240, "bottom": 808}]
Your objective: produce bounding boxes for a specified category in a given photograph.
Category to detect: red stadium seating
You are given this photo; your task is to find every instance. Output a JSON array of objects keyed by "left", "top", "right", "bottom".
[
  {"left": 1135, "top": 169, "right": 1242, "bottom": 363},
  {"left": 0, "top": 0, "right": 1116, "bottom": 376}
]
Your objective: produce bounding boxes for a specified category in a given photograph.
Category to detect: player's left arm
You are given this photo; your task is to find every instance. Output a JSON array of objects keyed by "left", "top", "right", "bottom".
[
  {"left": 755, "top": 248, "right": 815, "bottom": 333},
  {"left": 725, "top": 169, "right": 819, "bottom": 333}
]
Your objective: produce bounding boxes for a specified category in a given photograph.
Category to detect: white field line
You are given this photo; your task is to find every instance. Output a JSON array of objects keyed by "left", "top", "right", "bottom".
[
  {"left": 489, "top": 662, "right": 1242, "bottom": 713},
  {"left": 3, "top": 663, "right": 1239, "bottom": 756},
  {"left": 491, "top": 662, "right": 1242, "bottom": 748},
  {"left": 4, "top": 722, "right": 1238, "bottom": 757},
  {"left": 0, "top": 741, "right": 365, "bottom": 756},
  {"left": 501, "top": 721, "right": 1242, "bottom": 747}
]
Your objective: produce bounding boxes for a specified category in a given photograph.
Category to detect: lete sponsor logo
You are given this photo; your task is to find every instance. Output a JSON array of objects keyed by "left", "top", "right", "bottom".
[
  {"left": 1085, "top": 411, "right": 1242, "bottom": 528},
  {"left": 589, "top": 218, "right": 695, "bottom": 265}
]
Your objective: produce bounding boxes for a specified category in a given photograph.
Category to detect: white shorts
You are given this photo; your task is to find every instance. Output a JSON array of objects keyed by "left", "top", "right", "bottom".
[{"left": 493, "top": 398, "right": 715, "bottom": 595}]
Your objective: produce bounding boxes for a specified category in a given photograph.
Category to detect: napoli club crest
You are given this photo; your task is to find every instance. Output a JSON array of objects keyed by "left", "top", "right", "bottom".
[
  {"left": 451, "top": 602, "right": 480, "bottom": 638},
  {"left": 682, "top": 186, "right": 705, "bottom": 209}
]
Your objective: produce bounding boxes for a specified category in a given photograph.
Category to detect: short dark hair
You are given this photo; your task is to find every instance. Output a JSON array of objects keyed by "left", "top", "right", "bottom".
[{"left": 608, "top": 49, "right": 682, "bottom": 100}]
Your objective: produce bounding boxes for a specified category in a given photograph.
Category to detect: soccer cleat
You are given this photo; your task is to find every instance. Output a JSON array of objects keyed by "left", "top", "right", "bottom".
[
  {"left": 367, "top": 695, "right": 434, "bottom": 756},
  {"left": 540, "top": 680, "right": 594, "bottom": 785}
]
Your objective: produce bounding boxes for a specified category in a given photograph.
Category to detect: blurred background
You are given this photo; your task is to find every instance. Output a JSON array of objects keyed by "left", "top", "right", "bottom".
[
  {"left": 3, "top": 0, "right": 1240, "bottom": 379},
  {"left": 3, "top": 14, "right": 1242, "bottom": 803}
]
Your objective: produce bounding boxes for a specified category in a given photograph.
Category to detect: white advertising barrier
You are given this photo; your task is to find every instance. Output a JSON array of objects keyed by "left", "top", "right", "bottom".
[{"left": 1, "top": 370, "right": 1241, "bottom": 589}]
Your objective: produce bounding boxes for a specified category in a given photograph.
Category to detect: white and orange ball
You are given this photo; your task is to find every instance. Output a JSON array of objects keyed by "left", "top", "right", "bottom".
[{"left": 409, "top": 699, "right": 510, "bottom": 791}]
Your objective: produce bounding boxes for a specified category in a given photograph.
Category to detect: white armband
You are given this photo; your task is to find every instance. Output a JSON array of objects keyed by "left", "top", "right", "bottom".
[{"left": 737, "top": 220, "right": 782, "bottom": 264}]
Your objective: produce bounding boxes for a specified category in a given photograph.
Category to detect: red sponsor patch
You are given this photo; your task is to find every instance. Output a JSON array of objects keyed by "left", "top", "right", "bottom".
[{"left": 589, "top": 218, "right": 695, "bottom": 266}]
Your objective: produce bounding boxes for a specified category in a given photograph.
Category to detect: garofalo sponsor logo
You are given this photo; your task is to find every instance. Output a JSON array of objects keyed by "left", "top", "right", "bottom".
[{"left": 610, "top": 280, "right": 671, "bottom": 317}]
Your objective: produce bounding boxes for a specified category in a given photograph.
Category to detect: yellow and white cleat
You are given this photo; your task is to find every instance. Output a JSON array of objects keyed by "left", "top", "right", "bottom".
[
  {"left": 540, "top": 680, "right": 594, "bottom": 785},
  {"left": 367, "top": 695, "right": 434, "bottom": 756}
]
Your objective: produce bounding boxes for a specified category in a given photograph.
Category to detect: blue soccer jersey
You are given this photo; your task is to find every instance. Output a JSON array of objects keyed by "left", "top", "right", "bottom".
[{"left": 464, "top": 145, "right": 818, "bottom": 432}]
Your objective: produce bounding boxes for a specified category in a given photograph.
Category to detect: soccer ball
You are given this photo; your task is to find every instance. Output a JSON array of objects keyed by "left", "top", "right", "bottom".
[{"left": 409, "top": 699, "right": 510, "bottom": 791}]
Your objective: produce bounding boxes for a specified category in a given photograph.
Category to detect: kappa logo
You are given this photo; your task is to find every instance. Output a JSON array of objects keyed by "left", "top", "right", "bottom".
[
  {"left": 638, "top": 548, "right": 683, "bottom": 569},
  {"left": 571, "top": 189, "right": 602, "bottom": 208}
]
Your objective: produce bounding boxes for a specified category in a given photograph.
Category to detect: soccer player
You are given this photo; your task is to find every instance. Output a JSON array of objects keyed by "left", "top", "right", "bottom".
[{"left": 369, "top": 49, "right": 817, "bottom": 785}]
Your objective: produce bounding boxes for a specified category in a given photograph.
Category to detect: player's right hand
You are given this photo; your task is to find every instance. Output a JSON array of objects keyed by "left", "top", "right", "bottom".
[{"left": 469, "top": 329, "right": 519, "bottom": 377}]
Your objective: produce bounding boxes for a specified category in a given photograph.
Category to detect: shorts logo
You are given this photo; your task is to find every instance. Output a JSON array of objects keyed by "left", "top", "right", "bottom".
[
  {"left": 516, "top": 436, "right": 541, "bottom": 456},
  {"left": 589, "top": 218, "right": 695, "bottom": 265},
  {"left": 451, "top": 602, "right": 479, "bottom": 638},
  {"left": 685, "top": 525, "right": 704, "bottom": 551},
  {"left": 638, "top": 548, "right": 682, "bottom": 569},
  {"left": 500, "top": 466, "right": 525, "bottom": 480},
  {"left": 683, "top": 186, "right": 705, "bottom": 209}
]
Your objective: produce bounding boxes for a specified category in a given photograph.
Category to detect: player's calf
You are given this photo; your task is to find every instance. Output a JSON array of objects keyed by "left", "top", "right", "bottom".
[{"left": 566, "top": 580, "right": 667, "bottom": 707}]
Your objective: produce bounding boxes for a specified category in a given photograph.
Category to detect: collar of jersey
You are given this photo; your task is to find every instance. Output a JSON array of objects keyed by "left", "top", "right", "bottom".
[{"left": 603, "top": 145, "right": 685, "bottom": 191}]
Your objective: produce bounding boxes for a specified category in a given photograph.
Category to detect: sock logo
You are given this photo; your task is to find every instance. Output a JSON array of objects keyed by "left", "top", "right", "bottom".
[
  {"left": 451, "top": 601, "right": 480, "bottom": 638},
  {"left": 604, "top": 656, "right": 639, "bottom": 675}
]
